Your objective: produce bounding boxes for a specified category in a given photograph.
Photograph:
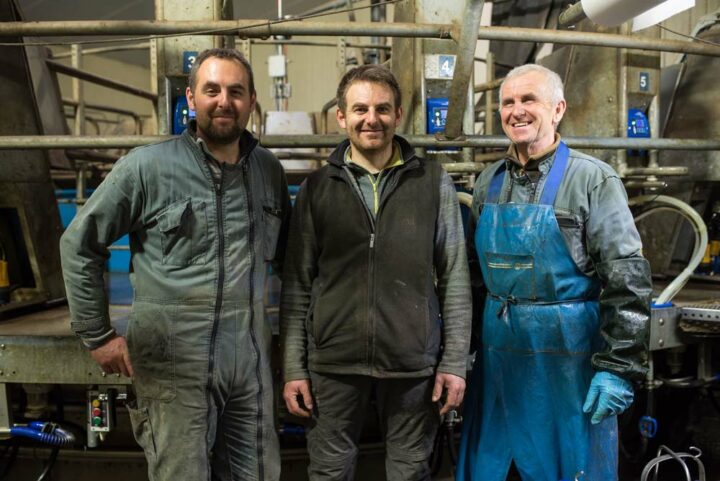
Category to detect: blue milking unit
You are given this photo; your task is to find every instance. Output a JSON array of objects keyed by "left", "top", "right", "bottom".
[
  {"left": 427, "top": 97, "right": 449, "bottom": 135},
  {"left": 627, "top": 108, "right": 650, "bottom": 156},
  {"left": 173, "top": 95, "right": 195, "bottom": 135}
]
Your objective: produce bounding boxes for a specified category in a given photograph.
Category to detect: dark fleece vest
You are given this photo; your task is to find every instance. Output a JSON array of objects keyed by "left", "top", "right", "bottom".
[{"left": 306, "top": 137, "right": 443, "bottom": 377}]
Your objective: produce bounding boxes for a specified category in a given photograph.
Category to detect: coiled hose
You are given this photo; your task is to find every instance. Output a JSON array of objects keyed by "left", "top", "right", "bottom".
[{"left": 10, "top": 421, "right": 75, "bottom": 446}]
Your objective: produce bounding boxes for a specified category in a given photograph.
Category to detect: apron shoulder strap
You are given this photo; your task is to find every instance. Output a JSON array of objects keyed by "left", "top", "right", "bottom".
[
  {"left": 538, "top": 141, "right": 570, "bottom": 206},
  {"left": 485, "top": 162, "right": 507, "bottom": 204}
]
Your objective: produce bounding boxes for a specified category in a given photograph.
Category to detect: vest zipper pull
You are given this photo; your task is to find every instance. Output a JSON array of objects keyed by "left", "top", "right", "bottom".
[{"left": 369, "top": 233, "right": 375, "bottom": 248}]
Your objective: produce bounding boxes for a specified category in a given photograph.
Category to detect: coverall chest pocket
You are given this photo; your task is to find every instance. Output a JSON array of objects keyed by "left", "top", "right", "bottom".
[
  {"left": 485, "top": 252, "right": 537, "bottom": 300},
  {"left": 157, "top": 198, "right": 209, "bottom": 266},
  {"left": 262, "top": 201, "right": 282, "bottom": 262}
]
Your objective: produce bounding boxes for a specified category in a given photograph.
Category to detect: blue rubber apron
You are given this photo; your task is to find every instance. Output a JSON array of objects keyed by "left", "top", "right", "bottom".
[{"left": 456, "top": 142, "right": 617, "bottom": 481}]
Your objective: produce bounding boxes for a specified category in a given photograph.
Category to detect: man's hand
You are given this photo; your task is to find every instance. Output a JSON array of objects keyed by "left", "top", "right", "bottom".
[
  {"left": 432, "top": 372, "right": 466, "bottom": 416},
  {"left": 283, "top": 379, "right": 314, "bottom": 418},
  {"left": 90, "top": 336, "right": 134, "bottom": 378},
  {"left": 582, "top": 371, "right": 634, "bottom": 424}
]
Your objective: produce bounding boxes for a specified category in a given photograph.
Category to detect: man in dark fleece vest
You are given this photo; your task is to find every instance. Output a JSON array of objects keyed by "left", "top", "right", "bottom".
[{"left": 280, "top": 65, "right": 471, "bottom": 481}]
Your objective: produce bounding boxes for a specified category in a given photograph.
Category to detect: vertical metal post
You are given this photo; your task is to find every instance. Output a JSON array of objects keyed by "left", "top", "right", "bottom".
[
  {"left": 0, "top": 384, "right": 11, "bottom": 437},
  {"left": 76, "top": 163, "right": 87, "bottom": 210},
  {"left": 337, "top": 37, "right": 347, "bottom": 79},
  {"left": 485, "top": 51, "right": 495, "bottom": 135},
  {"left": 648, "top": 94, "right": 660, "bottom": 169},
  {"left": 71, "top": 44, "right": 85, "bottom": 136},
  {"left": 444, "top": 0, "right": 484, "bottom": 139},
  {"left": 616, "top": 24, "right": 629, "bottom": 175},
  {"left": 698, "top": 343, "right": 713, "bottom": 380}
]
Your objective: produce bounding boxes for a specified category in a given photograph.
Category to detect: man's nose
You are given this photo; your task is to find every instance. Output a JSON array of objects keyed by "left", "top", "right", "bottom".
[
  {"left": 366, "top": 109, "right": 379, "bottom": 124},
  {"left": 216, "top": 89, "right": 230, "bottom": 108},
  {"left": 511, "top": 103, "right": 525, "bottom": 117}
]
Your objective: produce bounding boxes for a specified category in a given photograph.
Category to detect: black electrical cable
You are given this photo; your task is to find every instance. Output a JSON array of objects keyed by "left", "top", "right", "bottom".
[
  {"left": 446, "top": 424, "right": 457, "bottom": 466},
  {"left": 0, "top": 441, "right": 19, "bottom": 480},
  {"left": 704, "top": 385, "right": 720, "bottom": 416},
  {"left": 35, "top": 446, "right": 59, "bottom": 481}
]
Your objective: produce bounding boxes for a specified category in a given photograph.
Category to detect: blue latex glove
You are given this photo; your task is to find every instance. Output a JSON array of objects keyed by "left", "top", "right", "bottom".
[{"left": 582, "top": 371, "right": 634, "bottom": 425}]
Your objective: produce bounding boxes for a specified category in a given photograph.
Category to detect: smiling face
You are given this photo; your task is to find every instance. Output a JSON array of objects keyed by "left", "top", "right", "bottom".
[
  {"left": 499, "top": 70, "right": 566, "bottom": 162},
  {"left": 336, "top": 80, "right": 402, "bottom": 164},
  {"left": 186, "top": 57, "right": 256, "bottom": 147}
]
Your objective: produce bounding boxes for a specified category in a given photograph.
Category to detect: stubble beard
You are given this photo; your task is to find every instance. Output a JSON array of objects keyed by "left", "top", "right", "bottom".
[{"left": 198, "top": 112, "right": 243, "bottom": 145}]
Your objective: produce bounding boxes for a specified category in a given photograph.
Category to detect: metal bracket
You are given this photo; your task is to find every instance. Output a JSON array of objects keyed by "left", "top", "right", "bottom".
[{"left": 649, "top": 305, "right": 684, "bottom": 351}]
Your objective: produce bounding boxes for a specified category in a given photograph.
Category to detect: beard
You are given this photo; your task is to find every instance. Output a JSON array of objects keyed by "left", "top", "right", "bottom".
[{"left": 196, "top": 111, "right": 243, "bottom": 145}]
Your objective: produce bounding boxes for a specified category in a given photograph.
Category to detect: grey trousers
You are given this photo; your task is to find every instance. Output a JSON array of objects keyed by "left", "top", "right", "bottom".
[
  {"left": 125, "top": 304, "right": 280, "bottom": 481},
  {"left": 306, "top": 372, "right": 441, "bottom": 481}
]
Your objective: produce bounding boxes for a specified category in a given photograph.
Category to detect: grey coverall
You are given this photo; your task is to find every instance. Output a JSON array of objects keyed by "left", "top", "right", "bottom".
[{"left": 60, "top": 124, "right": 290, "bottom": 481}]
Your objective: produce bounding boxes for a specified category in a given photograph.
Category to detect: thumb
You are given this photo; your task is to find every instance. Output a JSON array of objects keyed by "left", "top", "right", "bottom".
[
  {"left": 300, "top": 382, "right": 313, "bottom": 410},
  {"left": 582, "top": 385, "right": 598, "bottom": 414},
  {"left": 432, "top": 376, "right": 444, "bottom": 402}
]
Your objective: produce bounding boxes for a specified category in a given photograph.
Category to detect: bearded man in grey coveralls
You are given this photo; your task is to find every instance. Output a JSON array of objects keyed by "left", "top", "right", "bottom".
[
  {"left": 281, "top": 65, "right": 471, "bottom": 481},
  {"left": 60, "top": 48, "right": 290, "bottom": 481}
]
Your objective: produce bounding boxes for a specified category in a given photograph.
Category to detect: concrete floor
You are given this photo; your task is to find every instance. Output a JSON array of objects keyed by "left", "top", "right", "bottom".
[{"left": 3, "top": 445, "right": 459, "bottom": 480}]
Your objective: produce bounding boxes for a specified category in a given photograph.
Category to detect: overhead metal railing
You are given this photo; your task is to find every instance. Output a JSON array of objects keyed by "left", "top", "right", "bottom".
[
  {"left": 52, "top": 43, "right": 152, "bottom": 59},
  {"left": 1, "top": 20, "right": 720, "bottom": 57},
  {"left": 1, "top": 135, "right": 719, "bottom": 151},
  {"left": 253, "top": 39, "right": 391, "bottom": 50},
  {"left": 46, "top": 60, "right": 157, "bottom": 102}
]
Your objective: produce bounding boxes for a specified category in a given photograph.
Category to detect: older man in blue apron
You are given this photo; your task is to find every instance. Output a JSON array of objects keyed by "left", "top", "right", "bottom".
[{"left": 457, "top": 64, "right": 652, "bottom": 481}]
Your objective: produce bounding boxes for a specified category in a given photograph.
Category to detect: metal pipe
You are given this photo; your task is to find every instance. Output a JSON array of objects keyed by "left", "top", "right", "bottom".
[
  {"left": 253, "top": 39, "right": 391, "bottom": 50},
  {"left": 474, "top": 77, "right": 503, "bottom": 93},
  {"left": 72, "top": 44, "right": 84, "bottom": 136},
  {"left": 444, "top": 0, "right": 485, "bottom": 139},
  {"left": 2, "top": 21, "right": 720, "bottom": 57},
  {"left": 63, "top": 99, "right": 143, "bottom": 134},
  {"left": 623, "top": 167, "right": 688, "bottom": 176},
  {"left": 624, "top": 180, "right": 667, "bottom": 189},
  {"left": 52, "top": 43, "right": 151, "bottom": 59},
  {"left": 616, "top": 27, "right": 629, "bottom": 174},
  {"left": 65, "top": 149, "right": 121, "bottom": 164},
  {"left": 648, "top": 93, "right": 661, "bottom": 169},
  {"left": 320, "top": 98, "right": 338, "bottom": 135},
  {"left": 443, "top": 162, "right": 485, "bottom": 173},
  {"left": 485, "top": 52, "right": 495, "bottom": 136},
  {"left": 46, "top": 60, "right": 157, "bottom": 101},
  {"left": 558, "top": 1, "right": 587, "bottom": 27},
  {"left": 0, "top": 135, "right": 719, "bottom": 151}
]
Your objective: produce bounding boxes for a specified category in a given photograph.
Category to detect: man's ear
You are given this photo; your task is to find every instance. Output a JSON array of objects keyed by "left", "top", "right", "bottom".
[
  {"left": 186, "top": 87, "right": 195, "bottom": 111},
  {"left": 553, "top": 99, "right": 567, "bottom": 126},
  {"left": 336, "top": 107, "right": 347, "bottom": 129},
  {"left": 395, "top": 106, "right": 403, "bottom": 127}
]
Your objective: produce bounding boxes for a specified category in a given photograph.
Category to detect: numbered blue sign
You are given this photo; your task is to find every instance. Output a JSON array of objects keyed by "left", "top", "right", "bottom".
[
  {"left": 438, "top": 55, "right": 455, "bottom": 79},
  {"left": 183, "top": 51, "right": 199, "bottom": 74}
]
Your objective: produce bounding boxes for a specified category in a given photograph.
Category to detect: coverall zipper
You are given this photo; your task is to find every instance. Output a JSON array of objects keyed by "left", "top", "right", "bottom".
[
  {"left": 242, "top": 161, "right": 265, "bottom": 480},
  {"left": 208, "top": 178, "right": 224, "bottom": 392}
]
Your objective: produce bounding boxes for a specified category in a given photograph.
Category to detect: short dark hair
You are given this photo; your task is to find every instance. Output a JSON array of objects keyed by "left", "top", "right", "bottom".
[
  {"left": 336, "top": 65, "right": 402, "bottom": 112},
  {"left": 188, "top": 48, "right": 255, "bottom": 95}
]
